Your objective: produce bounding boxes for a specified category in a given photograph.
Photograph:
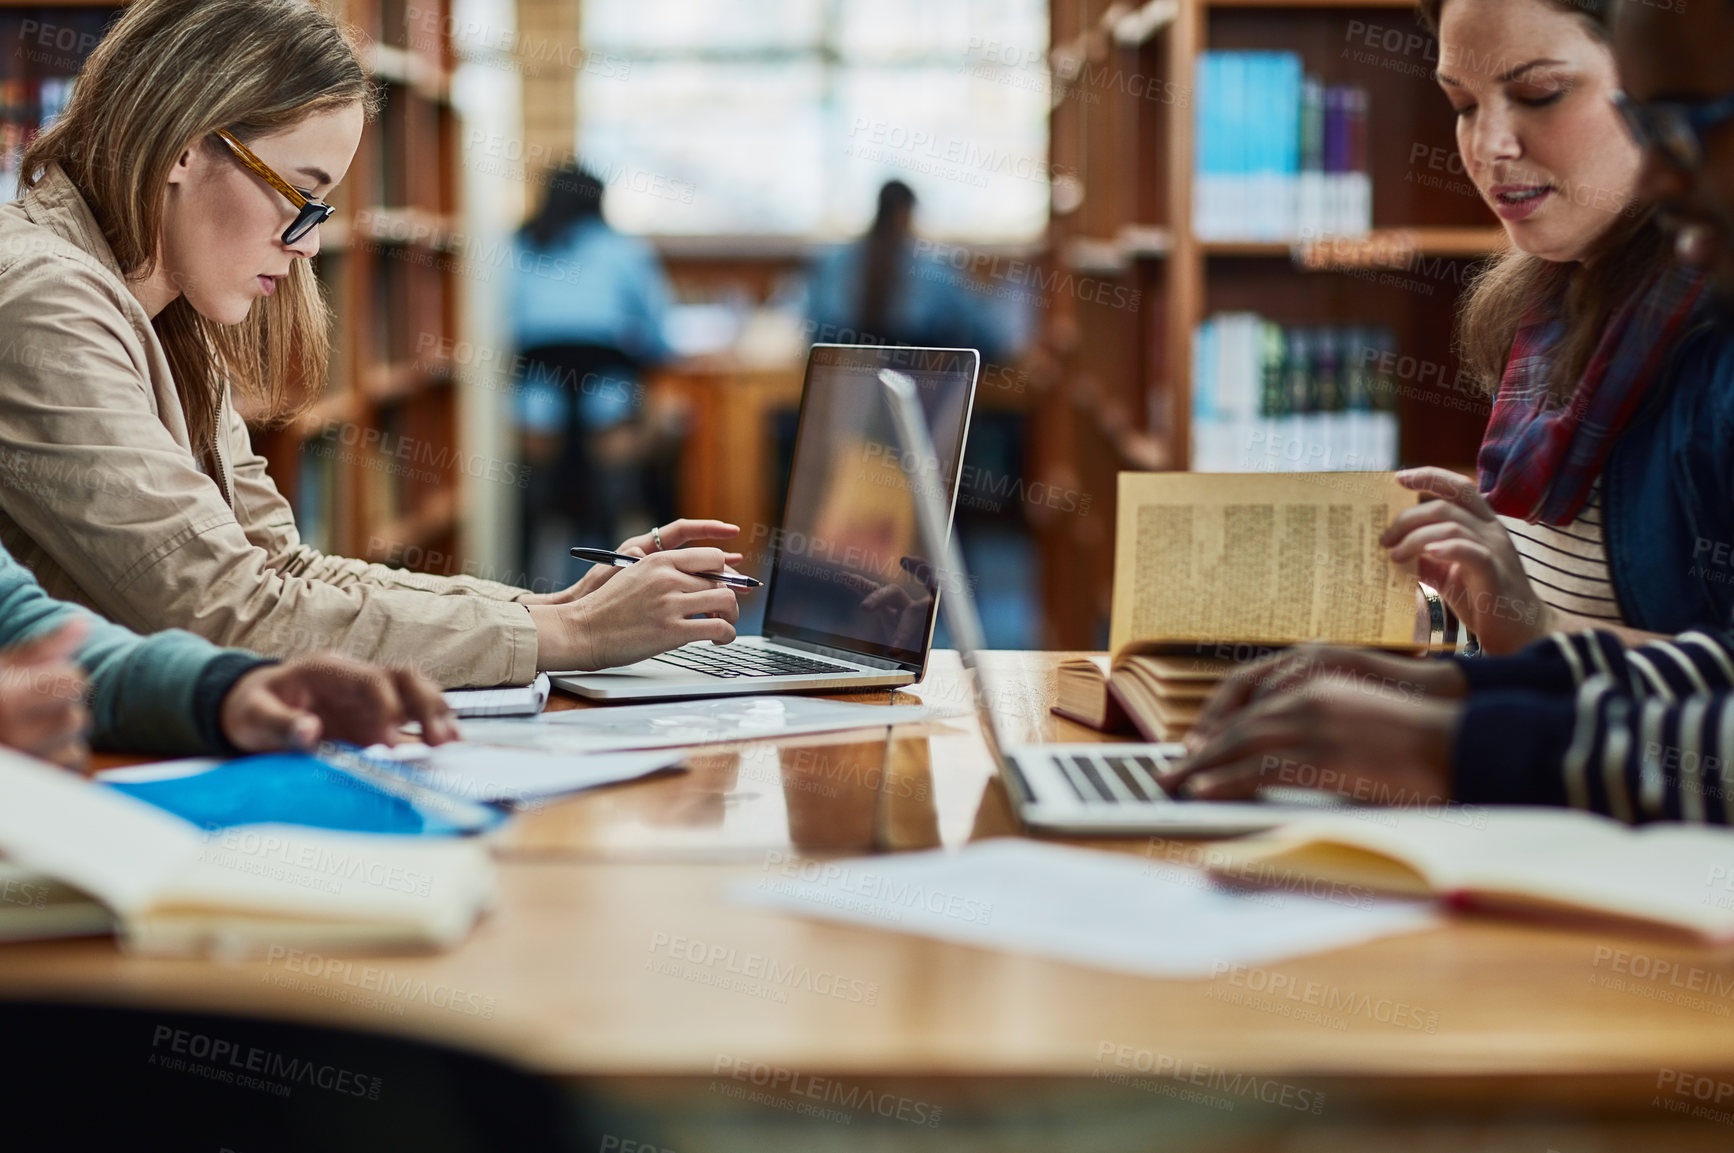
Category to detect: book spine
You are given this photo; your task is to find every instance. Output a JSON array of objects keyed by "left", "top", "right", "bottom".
[
  {"left": 1277, "top": 55, "right": 1303, "bottom": 242},
  {"left": 1299, "top": 75, "right": 1325, "bottom": 239},
  {"left": 1345, "top": 86, "right": 1372, "bottom": 236}
]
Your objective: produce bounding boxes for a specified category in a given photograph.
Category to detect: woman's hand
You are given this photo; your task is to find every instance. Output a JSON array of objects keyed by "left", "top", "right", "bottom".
[
  {"left": 220, "top": 655, "right": 460, "bottom": 753},
  {"left": 531, "top": 547, "right": 742, "bottom": 671},
  {"left": 522, "top": 520, "right": 745, "bottom": 605},
  {"left": 0, "top": 619, "right": 92, "bottom": 773},
  {"left": 1382, "top": 467, "right": 1552, "bottom": 655},
  {"left": 1186, "top": 643, "right": 1468, "bottom": 753},
  {"left": 1162, "top": 682, "right": 1464, "bottom": 806}
]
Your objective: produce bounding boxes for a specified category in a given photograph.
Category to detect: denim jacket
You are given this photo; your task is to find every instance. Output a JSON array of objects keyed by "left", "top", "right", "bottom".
[{"left": 1603, "top": 318, "right": 1734, "bottom": 634}]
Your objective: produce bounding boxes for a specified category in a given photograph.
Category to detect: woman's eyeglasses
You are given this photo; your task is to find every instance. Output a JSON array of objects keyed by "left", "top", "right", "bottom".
[
  {"left": 1612, "top": 90, "right": 1734, "bottom": 172},
  {"left": 213, "top": 128, "right": 336, "bottom": 245}
]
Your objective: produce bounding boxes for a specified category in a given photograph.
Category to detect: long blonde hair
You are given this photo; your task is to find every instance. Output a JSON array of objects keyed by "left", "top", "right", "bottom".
[
  {"left": 1418, "top": 0, "right": 1675, "bottom": 394},
  {"left": 22, "top": 0, "right": 377, "bottom": 455}
]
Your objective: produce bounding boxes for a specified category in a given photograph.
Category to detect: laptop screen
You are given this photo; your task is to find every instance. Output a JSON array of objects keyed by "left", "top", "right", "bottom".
[{"left": 759, "top": 345, "right": 978, "bottom": 669}]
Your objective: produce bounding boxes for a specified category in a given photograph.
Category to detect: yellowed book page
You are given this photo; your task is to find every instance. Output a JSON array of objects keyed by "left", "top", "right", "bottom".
[{"left": 1110, "top": 472, "right": 1421, "bottom": 651}]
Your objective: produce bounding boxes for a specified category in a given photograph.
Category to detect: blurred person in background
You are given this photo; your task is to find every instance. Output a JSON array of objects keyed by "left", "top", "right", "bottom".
[
  {"left": 509, "top": 163, "right": 682, "bottom": 583},
  {"left": 807, "top": 180, "right": 1026, "bottom": 364}
]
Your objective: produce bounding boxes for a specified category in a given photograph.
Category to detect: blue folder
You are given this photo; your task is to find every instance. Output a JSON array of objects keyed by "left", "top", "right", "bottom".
[{"left": 104, "top": 748, "right": 506, "bottom": 837}]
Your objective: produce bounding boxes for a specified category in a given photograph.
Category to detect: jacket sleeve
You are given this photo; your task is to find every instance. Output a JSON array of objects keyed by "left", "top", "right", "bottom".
[
  {"left": 1455, "top": 629, "right": 1734, "bottom": 698},
  {"left": 1452, "top": 629, "right": 1734, "bottom": 823},
  {"left": 1454, "top": 681, "right": 1734, "bottom": 825},
  {"left": 0, "top": 548, "right": 268, "bottom": 755},
  {"left": 0, "top": 264, "right": 539, "bottom": 688}
]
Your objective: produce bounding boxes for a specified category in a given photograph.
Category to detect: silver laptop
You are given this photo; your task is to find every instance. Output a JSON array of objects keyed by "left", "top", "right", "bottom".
[
  {"left": 880, "top": 369, "right": 1340, "bottom": 836},
  {"left": 554, "top": 345, "right": 979, "bottom": 702}
]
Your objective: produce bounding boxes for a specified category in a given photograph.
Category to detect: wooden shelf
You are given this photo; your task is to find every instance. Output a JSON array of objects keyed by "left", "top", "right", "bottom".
[
  {"left": 362, "top": 361, "right": 450, "bottom": 404},
  {"left": 366, "top": 43, "right": 450, "bottom": 103},
  {"left": 365, "top": 490, "right": 458, "bottom": 562},
  {"left": 1038, "top": 0, "right": 1497, "bottom": 648},
  {"left": 1201, "top": 227, "right": 1507, "bottom": 263},
  {"left": 352, "top": 206, "right": 460, "bottom": 251},
  {"left": 289, "top": 391, "right": 365, "bottom": 439}
]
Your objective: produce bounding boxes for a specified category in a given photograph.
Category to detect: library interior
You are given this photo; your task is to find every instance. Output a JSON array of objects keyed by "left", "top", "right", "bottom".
[{"left": 2, "top": 0, "right": 1734, "bottom": 1150}]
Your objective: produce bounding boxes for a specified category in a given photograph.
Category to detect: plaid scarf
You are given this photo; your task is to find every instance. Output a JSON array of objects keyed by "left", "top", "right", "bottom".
[{"left": 1478, "top": 263, "right": 1708, "bottom": 526}]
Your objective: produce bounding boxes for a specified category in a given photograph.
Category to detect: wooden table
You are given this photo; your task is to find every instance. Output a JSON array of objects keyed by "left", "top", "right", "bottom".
[
  {"left": 11, "top": 653, "right": 1734, "bottom": 1150},
  {"left": 648, "top": 358, "right": 805, "bottom": 558}
]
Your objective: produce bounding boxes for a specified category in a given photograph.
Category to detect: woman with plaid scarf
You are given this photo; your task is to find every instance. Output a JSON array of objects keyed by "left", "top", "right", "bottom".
[
  {"left": 1163, "top": 0, "right": 1734, "bottom": 824},
  {"left": 1380, "top": 0, "right": 1733, "bottom": 658}
]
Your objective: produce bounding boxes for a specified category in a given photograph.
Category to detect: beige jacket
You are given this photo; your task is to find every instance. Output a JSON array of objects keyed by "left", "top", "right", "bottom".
[{"left": 0, "top": 165, "right": 539, "bottom": 687}]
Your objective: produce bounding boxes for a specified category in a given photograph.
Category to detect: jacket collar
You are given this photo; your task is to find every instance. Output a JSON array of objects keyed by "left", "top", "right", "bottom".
[{"left": 22, "top": 162, "right": 131, "bottom": 283}]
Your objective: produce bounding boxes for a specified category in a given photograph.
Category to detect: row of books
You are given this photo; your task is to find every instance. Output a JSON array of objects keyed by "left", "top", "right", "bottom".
[
  {"left": 1194, "top": 53, "right": 1371, "bottom": 241},
  {"left": 0, "top": 77, "right": 76, "bottom": 204},
  {"left": 1192, "top": 313, "right": 1400, "bottom": 473}
]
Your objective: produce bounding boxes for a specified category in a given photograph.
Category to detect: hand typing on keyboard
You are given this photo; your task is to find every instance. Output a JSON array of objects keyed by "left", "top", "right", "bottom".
[{"left": 1158, "top": 680, "right": 1461, "bottom": 807}]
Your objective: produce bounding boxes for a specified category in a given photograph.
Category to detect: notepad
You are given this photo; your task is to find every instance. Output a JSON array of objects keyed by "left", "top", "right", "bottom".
[{"left": 443, "top": 673, "right": 552, "bottom": 718}]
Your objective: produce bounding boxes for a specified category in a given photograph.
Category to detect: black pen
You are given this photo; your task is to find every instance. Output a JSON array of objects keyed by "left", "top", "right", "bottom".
[{"left": 570, "top": 547, "right": 762, "bottom": 589}]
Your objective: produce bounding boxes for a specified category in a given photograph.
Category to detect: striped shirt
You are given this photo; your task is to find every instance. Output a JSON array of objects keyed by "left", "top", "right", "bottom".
[
  {"left": 1497, "top": 484, "right": 1624, "bottom": 627},
  {"left": 1455, "top": 630, "right": 1734, "bottom": 825}
]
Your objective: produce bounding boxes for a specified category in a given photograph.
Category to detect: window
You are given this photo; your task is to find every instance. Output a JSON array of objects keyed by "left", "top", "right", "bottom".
[{"left": 579, "top": 0, "right": 1050, "bottom": 240}]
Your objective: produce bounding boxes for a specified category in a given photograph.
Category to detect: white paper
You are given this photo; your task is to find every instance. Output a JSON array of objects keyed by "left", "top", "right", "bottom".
[
  {"left": 367, "top": 744, "right": 685, "bottom": 804},
  {"left": 731, "top": 839, "right": 1440, "bottom": 979},
  {"left": 454, "top": 696, "right": 952, "bottom": 755},
  {"left": 98, "top": 759, "right": 221, "bottom": 784}
]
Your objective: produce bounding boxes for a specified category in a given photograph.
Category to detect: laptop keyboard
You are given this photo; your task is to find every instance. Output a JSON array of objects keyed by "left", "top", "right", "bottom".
[
  {"left": 1042, "top": 751, "right": 1348, "bottom": 810},
  {"left": 1050, "top": 752, "right": 1175, "bottom": 805},
  {"left": 651, "top": 646, "right": 860, "bottom": 679}
]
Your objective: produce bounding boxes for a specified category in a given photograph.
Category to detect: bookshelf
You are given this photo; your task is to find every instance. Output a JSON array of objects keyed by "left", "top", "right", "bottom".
[
  {"left": 0, "top": 0, "right": 466, "bottom": 573},
  {"left": 1038, "top": 0, "right": 1504, "bottom": 647},
  {"left": 255, "top": 0, "right": 464, "bottom": 571}
]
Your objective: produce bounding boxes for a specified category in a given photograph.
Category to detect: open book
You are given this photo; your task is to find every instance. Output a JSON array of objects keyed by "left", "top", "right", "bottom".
[
  {"left": 0, "top": 749, "right": 494, "bottom": 956},
  {"left": 1205, "top": 808, "right": 1734, "bottom": 941},
  {"left": 1056, "top": 472, "right": 1422, "bottom": 739},
  {"left": 1054, "top": 647, "right": 1236, "bottom": 740}
]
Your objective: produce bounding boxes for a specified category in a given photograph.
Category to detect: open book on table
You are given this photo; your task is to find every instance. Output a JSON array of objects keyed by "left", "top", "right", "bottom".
[
  {"left": 1205, "top": 807, "right": 1734, "bottom": 942},
  {"left": 0, "top": 748, "right": 494, "bottom": 956},
  {"left": 1055, "top": 472, "right": 1424, "bottom": 740}
]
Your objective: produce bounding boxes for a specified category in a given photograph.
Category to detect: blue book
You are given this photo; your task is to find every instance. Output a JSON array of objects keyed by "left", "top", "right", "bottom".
[
  {"left": 1195, "top": 53, "right": 1224, "bottom": 237},
  {"left": 1274, "top": 53, "right": 1304, "bottom": 239},
  {"left": 1221, "top": 53, "right": 1247, "bottom": 236}
]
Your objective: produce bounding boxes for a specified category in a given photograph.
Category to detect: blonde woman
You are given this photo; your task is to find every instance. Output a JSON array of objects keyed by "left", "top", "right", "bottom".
[{"left": 0, "top": 0, "right": 741, "bottom": 688}]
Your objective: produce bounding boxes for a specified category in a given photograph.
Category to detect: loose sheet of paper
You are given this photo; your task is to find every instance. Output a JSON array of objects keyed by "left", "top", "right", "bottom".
[
  {"left": 366, "top": 745, "right": 684, "bottom": 804},
  {"left": 731, "top": 838, "right": 1439, "bottom": 979},
  {"left": 454, "top": 696, "right": 952, "bottom": 755},
  {"left": 102, "top": 747, "right": 684, "bottom": 806},
  {"left": 1111, "top": 472, "right": 1421, "bottom": 652}
]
